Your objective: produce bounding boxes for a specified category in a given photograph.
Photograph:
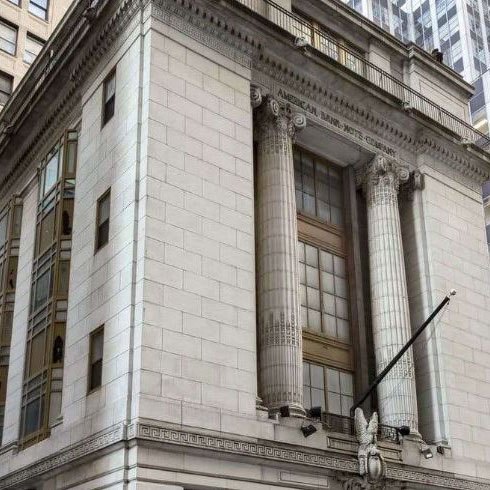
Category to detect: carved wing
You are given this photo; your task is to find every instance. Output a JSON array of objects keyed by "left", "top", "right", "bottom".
[
  {"left": 354, "top": 408, "right": 368, "bottom": 443},
  {"left": 367, "top": 411, "right": 378, "bottom": 436}
]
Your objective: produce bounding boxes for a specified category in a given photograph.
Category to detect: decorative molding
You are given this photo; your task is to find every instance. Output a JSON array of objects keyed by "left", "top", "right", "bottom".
[
  {"left": 130, "top": 424, "right": 490, "bottom": 490},
  {"left": 132, "top": 423, "right": 360, "bottom": 472},
  {"left": 1, "top": 422, "right": 489, "bottom": 490},
  {"left": 70, "top": 0, "right": 142, "bottom": 85},
  {"left": 416, "top": 135, "right": 490, "bottom": 192},
  {"left": 0, "top": 424, "right": 125, "bottom": 489},
  {"left": 151, "top": 0, "right": 257, "bottom": 68}
]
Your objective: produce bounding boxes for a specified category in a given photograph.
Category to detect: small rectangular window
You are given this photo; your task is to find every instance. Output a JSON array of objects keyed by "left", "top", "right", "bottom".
[
  {"left": 29, "top": 0, "right": 48, "bottom": 20},
  {"left": 102, "top": 71, "right": 116, "bottom": 126},
  {"left": 24, "top": 34, "right": 44, "bottom": 64},
  {"left": 8, "top": 0, "right": 21, "bottom": 6},
  {"left": 88, "top": 327, "right": 104, "bottom": 392},
  {"left": 95, "top": 190, "right": 110, "bottom": 251},
  {"left": 0, "top": 20, "right": 17, "bottom": 56},
  {"left": 0, "top": 71, "right": 13, "bottom": 106}
]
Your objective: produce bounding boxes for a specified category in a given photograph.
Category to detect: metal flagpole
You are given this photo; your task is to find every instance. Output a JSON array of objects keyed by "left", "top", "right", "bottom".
[{"left": 350, "top": 289, "right": 456, "bottom": 418}]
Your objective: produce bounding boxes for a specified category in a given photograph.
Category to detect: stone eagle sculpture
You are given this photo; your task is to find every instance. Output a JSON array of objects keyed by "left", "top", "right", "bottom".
[{"left": 354, "top": 408, "right": 385, "bottom": 483}]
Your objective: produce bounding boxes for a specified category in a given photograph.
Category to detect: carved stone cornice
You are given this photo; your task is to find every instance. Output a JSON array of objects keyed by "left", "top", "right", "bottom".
[
  {"left": 151, "top": 0, "right": 259, "bottom": 68},
  {"left": 416, "top": 135, "right": 490, "bottom": 192},
  {"left": 70, "top": 0, "right": 142, "bottom": 85}
]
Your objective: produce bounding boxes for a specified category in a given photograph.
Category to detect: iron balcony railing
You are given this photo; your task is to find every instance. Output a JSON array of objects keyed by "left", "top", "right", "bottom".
[
  {"left": 322, "top": 412, "right": 401, "bottom": 444},
  {"left": 232, "top": 0, "right": 490, "bottom": 152}
]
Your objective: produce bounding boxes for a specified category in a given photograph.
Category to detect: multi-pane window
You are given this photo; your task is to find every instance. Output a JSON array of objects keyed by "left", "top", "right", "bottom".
[
  {"left": 24, "top": 34, "right": 44, "bottom": 64},
  {"left": 88, "top": 327, "right": 104, "bottom": 392},
  {"left": 0, "top": 199, "right": 23, "bottom": 444},
  {"left": 303, "top": 361, "right": 354, "bottom": 416},
  {"left": 294, "top": 147, "right": 355, "bottom": 419},
  {"left": 371, "top": 0, "right": 390, "bottom": 31},
  {"left": 294, "top": 149, "right": 344, "bottom": 226},
  {"left": 413, "top": 0, "right": 434, "bottom": 50},
  {"left": 0, "top": 20, "right": 17, "bottom": 56},
  {"left": 8, "top": 0, "right": 21, "bottom": 5},
  {"left": 0, "top": 71, "right": 13, "bottom": 106},
  {"left": 29, "top": 0, "right": 48, "bottom": 20},
  {"left": 391, "top": 0, "right": 410, "bottom": 42},
  {"left": 299, "top": 242, "right": 350, "bottom": 342},
  {"left": 102, "top": 71, "right": 116, "bottom": 126},
  {"left": 20, "top": 130, "right": 78, "bottom": 447},
  {"left": 95, "top": 190, "right": 110, "bottom": 251}
]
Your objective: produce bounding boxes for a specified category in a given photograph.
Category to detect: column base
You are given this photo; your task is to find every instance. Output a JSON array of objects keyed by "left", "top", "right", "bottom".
[{"left": 268, "top": 403, "right": 306, "bottom": 418}]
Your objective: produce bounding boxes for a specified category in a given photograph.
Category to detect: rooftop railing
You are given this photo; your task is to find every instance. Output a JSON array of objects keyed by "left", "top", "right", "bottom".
[{"left": 232, "top": 0, "right": 490, "bottom": 152}]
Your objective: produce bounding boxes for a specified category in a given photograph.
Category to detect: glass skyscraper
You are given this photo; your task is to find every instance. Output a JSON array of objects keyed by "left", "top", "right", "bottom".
[{"left": 343, "top": 0, "right": 490, "bottom": 135}]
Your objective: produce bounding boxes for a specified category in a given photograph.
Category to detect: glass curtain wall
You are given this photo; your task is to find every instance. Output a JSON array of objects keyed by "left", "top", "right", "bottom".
[
  {"left": 0, "top": 198, "right": 22, "bottom": 444},
  {"left": 19, "top": 130, "right": 78, "bottom": 448}
]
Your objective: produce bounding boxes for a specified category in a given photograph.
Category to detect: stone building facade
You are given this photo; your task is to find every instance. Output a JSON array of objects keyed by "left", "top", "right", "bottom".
[
  {"left": 0, "top": 0, "right": 73, "bottom": 111},
  {"left": 485, "top": 181, "right": 490, "bottom": 250},
  {"left": 0, "top": 0, "right": 489, "bottom": 488}
]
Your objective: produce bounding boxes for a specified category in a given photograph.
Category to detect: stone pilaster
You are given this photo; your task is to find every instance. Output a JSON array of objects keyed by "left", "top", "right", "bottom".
[
  {"left": 359, "top": 155, "right": 419, "bottom": 431},
  {"left": 252, "top": 87, "right": 306, "bottom": 416}
]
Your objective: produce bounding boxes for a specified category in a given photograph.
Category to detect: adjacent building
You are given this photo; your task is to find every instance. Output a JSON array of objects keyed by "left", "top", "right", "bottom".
[
  {"left": 0, "top": 0, "right": 489, "bottom": 488},
  {"left": 0, "top": 0, "right": 73, "bottom": 110}
]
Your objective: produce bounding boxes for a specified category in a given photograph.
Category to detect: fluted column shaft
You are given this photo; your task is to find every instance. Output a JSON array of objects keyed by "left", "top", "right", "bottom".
[
  {"left": 253, "top": 90, "right": 306, "bottom": 416},
  {"left": 362, "top": 156, "right": 419, "bottom": 431}
]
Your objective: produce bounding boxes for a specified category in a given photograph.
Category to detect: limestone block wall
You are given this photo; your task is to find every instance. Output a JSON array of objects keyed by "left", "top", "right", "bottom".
[
  {"left": 401, "top": 163, "right": 490, "bottom": 480},
  {"left": 132, "top": 17, "right": 258, "bottom": 431},
  {"left": 60, "top": 25, "right": 145, "bottom": 440}
]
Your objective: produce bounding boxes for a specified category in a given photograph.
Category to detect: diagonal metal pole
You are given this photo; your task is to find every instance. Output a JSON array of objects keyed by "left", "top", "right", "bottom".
[{"left": 350, "top": 290, "right": 456, "bottom": 419}]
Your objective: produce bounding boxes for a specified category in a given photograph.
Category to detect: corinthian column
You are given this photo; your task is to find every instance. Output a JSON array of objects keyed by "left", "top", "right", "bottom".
[
  {"left": 252, "top": 87, "right": 306, "bottom": 416},
  {"left": 360, "top": 155, "right": 419, "bottom": 432}
]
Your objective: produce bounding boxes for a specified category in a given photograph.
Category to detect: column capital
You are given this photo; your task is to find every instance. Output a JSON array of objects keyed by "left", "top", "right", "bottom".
[
  {"left": 251, "top": 87, "right": 306, "bottom": 140},
  {"left": 357, "top": 155, "right": 409, "bottom": 204}
]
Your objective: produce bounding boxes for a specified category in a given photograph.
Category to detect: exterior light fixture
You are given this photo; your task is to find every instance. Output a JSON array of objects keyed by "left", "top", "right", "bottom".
[
  {"left": 279, "top": 406, "right": 291, "bottom": 418},
  {"left": 396, "top": 426, "right": 411, "bottom": 437},
  {"left": 308, "top": 406, "right": 322, "bottom": 419},
  {"left": 421, "top": 444, "right": 433, "bottom": 459},
  {"left": 301, "top": 424, "right": 318, "bottom": 438}
]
